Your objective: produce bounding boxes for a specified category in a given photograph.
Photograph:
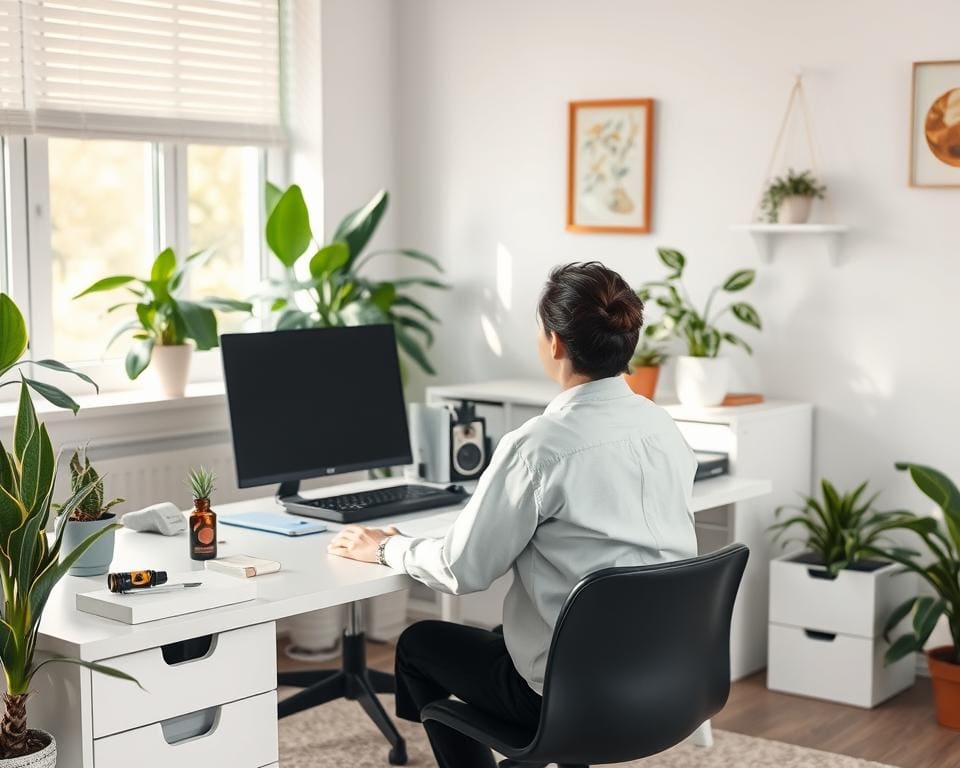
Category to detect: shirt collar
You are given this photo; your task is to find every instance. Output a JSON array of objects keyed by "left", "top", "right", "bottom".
[{"left": 544, "top": 375, "right": 633, "bottom": 414}]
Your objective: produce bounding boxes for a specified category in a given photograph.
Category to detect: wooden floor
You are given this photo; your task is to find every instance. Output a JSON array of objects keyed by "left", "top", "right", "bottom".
[{"left": 278, "top": 640, "right": 960, "bottom": 768}]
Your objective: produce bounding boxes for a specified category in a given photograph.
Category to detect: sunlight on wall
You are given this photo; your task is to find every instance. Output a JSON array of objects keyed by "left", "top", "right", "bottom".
[
  {"left": 480, "top": 314, "right": 503, "bottom": 357},
  {"left": 496, "top": 242, "right": 513, "bottom": 311}
]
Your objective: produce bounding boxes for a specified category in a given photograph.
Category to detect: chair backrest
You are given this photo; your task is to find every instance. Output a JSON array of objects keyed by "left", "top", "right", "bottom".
[{"left": 529, "top": 543, "right": 749, "bottom": 765}]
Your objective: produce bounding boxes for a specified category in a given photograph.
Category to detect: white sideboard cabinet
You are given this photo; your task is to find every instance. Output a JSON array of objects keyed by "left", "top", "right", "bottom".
[{"left": 424, "top": 379, "right": 813, "bottom": 680}]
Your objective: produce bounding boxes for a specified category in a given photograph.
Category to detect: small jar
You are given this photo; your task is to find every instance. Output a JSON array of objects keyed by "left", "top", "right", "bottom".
[{"left": 189, "top": 497, "right": 218, "bottom": 560}]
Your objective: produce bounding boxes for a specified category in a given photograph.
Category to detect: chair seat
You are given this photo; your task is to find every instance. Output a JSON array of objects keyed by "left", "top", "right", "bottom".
[{"left": 421, "top": 700, "right": 538, "bottom": 760}]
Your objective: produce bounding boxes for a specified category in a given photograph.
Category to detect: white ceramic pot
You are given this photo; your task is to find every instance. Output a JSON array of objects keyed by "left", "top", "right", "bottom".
[
  {"left": 675, "top": 355, "right": 729, "bottom": 407},
  {"left": 777, "top": 195, "right": 813, "bottom": 224},
  {"left": 59, "top": 515, "right": 116, "bottom": 576},
  {"left": 150, "top": 344, "right": 192, "bottom": 398},
  {"left": 284, "top": 606, "right": 344, "bottom": 662},
  {"left": 0, "top": 731, "right": 57, "bottom": 767}
]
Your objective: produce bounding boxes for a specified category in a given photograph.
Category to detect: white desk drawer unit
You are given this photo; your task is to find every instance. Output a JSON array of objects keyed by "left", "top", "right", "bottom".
[
  {"left": 92, "top": 621, "right": 277, "bottom": 737},
  {"left": 94, "top": 690, "right": 279, "bottom": 768}
]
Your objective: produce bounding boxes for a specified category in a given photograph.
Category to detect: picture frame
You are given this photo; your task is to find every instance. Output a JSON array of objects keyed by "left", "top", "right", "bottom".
[
  {"left": 910, "top": 60, "right": 960, "bottom": 188},
  {"left": 566, "top": 98, "right": 654, "bottom": 233}
]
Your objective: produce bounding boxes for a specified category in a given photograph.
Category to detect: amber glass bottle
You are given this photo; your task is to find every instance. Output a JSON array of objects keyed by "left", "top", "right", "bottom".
[{"left": 189, "top": 497, "right": 218, "bottom": 560}]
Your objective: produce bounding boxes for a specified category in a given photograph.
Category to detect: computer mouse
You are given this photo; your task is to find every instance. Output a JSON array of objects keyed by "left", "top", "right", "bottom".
[{"left": 445, "top": 484, "right": 467, "bottom": 495}]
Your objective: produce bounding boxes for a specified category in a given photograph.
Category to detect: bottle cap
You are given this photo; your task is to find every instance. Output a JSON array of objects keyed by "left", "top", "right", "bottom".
[{"left": 155, "top": 571, "right": 168, "bottom": 586}]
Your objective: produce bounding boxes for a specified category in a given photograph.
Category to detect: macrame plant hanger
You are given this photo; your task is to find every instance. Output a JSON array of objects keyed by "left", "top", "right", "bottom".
[{"left": 751, "top": 73, "right": 836, "bottom": 224}]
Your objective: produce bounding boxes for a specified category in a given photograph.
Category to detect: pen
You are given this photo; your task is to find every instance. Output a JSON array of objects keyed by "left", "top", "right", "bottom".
[{"left": 118, "top": 583, "right": 203, "bottom": 596}]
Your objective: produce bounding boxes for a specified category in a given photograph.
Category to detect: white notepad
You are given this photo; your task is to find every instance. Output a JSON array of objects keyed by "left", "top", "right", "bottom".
[{"left": 75, "top": 571, "right": 257, "bottom": 624}]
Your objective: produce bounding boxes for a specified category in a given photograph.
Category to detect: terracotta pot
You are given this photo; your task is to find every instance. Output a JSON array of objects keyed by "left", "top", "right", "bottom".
[
  {"left": 928, "top": 645, "right": 960, "bottom": 729},
  {"left": 623, "top": 366, "right": 660, "bottom": 399}
]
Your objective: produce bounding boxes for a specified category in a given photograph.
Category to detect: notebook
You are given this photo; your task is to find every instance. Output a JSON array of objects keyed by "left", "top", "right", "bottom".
[
  {"left": 76, "top": 571, "right": 256, "bottom": 624},
  {"left": 220, "top": 512, "right": 328, "bottom": 537}
]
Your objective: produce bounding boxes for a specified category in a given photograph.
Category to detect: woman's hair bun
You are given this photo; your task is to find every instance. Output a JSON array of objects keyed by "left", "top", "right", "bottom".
[{"left": 601, "top": 297, "right": 643, "bottom": 333}]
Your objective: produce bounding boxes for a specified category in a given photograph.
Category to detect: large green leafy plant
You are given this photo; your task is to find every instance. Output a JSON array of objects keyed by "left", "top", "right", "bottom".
[
  {"left": 872, "top": 463, "right": 960, "bottom": 666},
  {"left": 260, "top": 184, "right": 446, "bottom": 375},
  {"left": 74, "top": 247, "right": 251, "bottom": 380},
  {"left": 770, "top": 478, "right": 911, "bottom": 577},
  {"left": 638, "top": 247, "right": 761, "bottom": 358},
  {"left": 0, "top": 295, "right": 136, "bottom": 757}
]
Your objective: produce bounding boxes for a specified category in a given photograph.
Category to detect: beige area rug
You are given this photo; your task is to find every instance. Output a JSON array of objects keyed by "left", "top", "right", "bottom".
[{"left": 277, "top": 692, "right": 897, "bottom": 768}]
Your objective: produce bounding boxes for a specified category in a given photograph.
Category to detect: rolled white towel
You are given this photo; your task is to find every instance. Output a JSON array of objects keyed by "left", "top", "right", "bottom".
[{"left": 122, "top": 502, "right": 187, "bottom": 536}]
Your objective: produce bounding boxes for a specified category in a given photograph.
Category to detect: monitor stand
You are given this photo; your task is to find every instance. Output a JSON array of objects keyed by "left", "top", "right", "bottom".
[{"left": 275, "top": 479, "right": 322, "bottom": 517}]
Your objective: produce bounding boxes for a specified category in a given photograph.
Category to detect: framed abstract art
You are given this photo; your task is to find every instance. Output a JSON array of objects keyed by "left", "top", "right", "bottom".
[
  {"left": 910, "top": 60, "right": 960, "bottom": 188},
  {"left": 566, "top": 98, "right": 654, "bottom": 233}
]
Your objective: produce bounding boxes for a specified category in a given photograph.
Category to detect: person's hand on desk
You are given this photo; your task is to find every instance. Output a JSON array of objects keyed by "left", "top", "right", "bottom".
[{"left": 328, "top": 525, "right": 400, "bottom": 563}]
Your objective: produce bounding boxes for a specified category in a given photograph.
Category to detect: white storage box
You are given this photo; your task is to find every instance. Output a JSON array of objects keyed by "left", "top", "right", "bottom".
[
  {"left": 767, "top": 553, "right": 916, "bottom": 707},
  {"left": 768, "top": 623, "right": 915, "bottom": 707}
]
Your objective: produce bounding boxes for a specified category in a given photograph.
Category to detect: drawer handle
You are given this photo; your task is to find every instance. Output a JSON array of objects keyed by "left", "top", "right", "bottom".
[
  {"left": 803, "top": 629, "right": 837, "bottom": 642},
  {"left": 161, "top": 705, "right": 221, "bottom": 745},
  {"left": 807, "top": 568, "right": 837, "bottom": 581},
  {"left": 161, "top": 634, "right": 217, "bottom": 665}
]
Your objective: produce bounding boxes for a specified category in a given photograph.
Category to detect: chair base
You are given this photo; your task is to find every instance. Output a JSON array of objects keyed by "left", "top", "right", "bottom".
[
  {"left": 498, "top": 762, "right": 587, "bottom": 768},
  {"left": 278, "top": 629, "right": 407, "bottom": 765}
]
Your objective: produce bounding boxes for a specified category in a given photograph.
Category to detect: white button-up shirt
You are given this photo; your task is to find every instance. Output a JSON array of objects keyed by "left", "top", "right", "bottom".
[{"left": 384, "top": 376, "right": 698, "bottom": 694}]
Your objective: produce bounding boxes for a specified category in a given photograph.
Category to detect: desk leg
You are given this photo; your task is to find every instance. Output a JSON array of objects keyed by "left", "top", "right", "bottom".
[{"left": 690, "top": 719, "right": 713, "bottom": 748}]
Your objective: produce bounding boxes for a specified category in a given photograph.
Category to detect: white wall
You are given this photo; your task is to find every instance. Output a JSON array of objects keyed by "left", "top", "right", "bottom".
[{"left": 395, "top": 0, "right": 960, "bottom": 508}]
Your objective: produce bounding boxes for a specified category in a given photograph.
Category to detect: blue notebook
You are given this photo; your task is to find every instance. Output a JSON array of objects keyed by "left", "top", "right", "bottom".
[{"left": 221, "top": 512, "right": 328, "bottom": 537}]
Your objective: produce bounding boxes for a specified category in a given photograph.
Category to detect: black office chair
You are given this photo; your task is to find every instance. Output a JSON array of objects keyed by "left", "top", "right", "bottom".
[{"left": 421, "top": 543, "right": 749, "bottom": 768}]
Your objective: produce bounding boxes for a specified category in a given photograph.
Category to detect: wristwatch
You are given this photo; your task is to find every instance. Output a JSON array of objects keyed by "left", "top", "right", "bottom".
[{"left": 377, "top": 539, "right": 389, "bottom": 567}]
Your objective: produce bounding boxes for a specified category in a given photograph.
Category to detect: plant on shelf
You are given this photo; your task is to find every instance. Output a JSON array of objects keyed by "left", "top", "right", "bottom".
[
  {"left": 623, "top": 341, "right": 667, "bottom": 399},
  {"left": 74, "top": 247, "right": 252, "bottom": 397},
  {"left": 766, "top": 478, "right": 920, "bottom": 708},
  {"left": 637, "top": 247, "right": 761, "bottom": 406},
  {"left": 760, "top": 168, "right": 826, "bottom": 224},
  {"left": 258, "top": 183, "right": 446, "bottom": 376},
  {"left": 770, "top": 478, "right": 910, "bottom": 576},
  {"left": 868, "top": 463, "right": 960, "bottom": 729},
  {"left": 0, "top": 294, "right": 137, "bottom": 761},
  {"left": 53, "top": 447, "right": 125, "bottom": 577}
]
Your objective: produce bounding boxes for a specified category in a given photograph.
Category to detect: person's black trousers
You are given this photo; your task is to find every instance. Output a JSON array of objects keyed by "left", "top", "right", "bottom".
[{"left": 395, "top": 620, "right": 542, "bottom": 768}]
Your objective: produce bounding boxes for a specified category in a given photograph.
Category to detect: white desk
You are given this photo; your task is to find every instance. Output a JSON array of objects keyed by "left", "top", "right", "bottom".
[{"left": 33, "top": 474, "right": 770, "bottom": 767}]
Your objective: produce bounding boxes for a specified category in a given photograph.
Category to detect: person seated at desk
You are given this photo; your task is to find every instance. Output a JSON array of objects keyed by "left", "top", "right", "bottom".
[{"left": 329, "top": 261, "right": 698, "bottom": 768}]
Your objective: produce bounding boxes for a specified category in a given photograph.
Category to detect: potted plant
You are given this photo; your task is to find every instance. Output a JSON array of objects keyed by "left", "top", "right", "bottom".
[
  {"left": 623, "top": 342, "right": 666, "bottom": 399},
  {"left": 638, "top": 247, "right": 761, "bottom": 407},
  {"left": 74, "top": 247, "right": 251, "bottom": 397},
  {"left": 0, "top": 294, "right": 138, "bottom": 764},
  {"left": 766, "top": 479, "right": 918, "bottom": 707},
  {"left": 870, "top": 463, "right": 960, "bottom": 729},
  {"left": 258, "top": 184, "right": 446, "bottom": 376},
  {"left": 54, "top": 448, "right": 124, "bottom": 577},
  {"left": 760, "top": 168, "right": 826, "bottom": 224}
]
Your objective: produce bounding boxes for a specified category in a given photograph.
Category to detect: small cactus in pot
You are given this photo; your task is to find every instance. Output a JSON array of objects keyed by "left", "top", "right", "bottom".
[{"left": 55, "top": 447, "right": 124, "bottom": 576}]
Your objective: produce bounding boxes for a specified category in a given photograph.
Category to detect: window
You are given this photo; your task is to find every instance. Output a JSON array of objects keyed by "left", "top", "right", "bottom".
[
  {"left": 48, "top": 138, "right": 156, "bottom": 361},
  {"left": 186, "top": 144, "right": 263, "bottom": 332}
]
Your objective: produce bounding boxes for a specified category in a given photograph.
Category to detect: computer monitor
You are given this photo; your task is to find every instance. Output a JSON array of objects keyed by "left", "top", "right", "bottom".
[{"left": 221, "top": 325, "right": 413, "bottom": 491}]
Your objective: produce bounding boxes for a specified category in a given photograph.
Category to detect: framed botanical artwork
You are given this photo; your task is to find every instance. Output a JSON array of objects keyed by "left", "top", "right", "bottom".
[
  {"left": 910, "top": 60, "right": 960, "bottom": 188},
  {"left": 566, "top": 98, "right": 654, "bottom": 233}
]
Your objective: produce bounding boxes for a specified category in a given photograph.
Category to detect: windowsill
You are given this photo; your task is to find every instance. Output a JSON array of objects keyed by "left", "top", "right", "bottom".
[{"left": 0, "top": 381, "right": 228, "bottom": 427}]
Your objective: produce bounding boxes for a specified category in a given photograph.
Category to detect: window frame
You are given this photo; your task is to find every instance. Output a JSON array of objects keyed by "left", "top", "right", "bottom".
[{"left": 0, "top": 136, "right": 284, "bottom": 400}]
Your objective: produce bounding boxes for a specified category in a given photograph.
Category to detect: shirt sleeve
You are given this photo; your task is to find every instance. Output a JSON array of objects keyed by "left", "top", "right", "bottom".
[{"left": 382, "top": 432, "right": 540, "bottom": 595}]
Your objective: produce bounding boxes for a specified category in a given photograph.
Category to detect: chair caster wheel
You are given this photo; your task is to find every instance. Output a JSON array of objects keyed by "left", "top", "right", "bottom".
[{"left": 388, "top": 740, "right": 408, "bottom": 765}]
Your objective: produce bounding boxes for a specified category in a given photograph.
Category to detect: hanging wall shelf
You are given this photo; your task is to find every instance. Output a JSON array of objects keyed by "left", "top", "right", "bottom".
[
  {"left": 730, "top": 223, "right": 849, "bottom": 264},
  {"left": 736, "top": 74, "right": 849, "bottom": 265}
]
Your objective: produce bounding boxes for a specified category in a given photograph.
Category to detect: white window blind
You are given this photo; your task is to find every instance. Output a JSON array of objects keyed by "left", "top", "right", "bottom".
[
  {"left": 0, "top": 1, "right": 29, "bottom": 131},
  {"left": 2, "top": 0, "right": 283, "bottom": 144}
]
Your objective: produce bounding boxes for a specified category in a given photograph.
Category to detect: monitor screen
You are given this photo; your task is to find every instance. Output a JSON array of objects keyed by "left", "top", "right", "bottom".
[{"left": 221, "top": 325, "right": 412, "bottom": 488}]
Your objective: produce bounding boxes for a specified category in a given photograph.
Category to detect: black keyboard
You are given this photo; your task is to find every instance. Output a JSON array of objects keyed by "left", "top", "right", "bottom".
[{"left": 289, "top": 484, "right": 467, "bottom": 524}]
